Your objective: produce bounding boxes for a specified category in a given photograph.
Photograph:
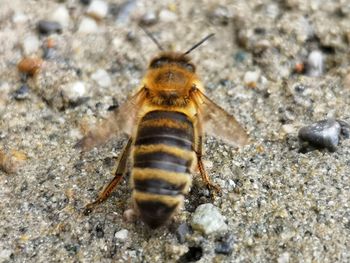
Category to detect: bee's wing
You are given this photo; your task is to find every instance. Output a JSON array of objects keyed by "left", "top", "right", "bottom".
[
  {"left": 192, "top": 89, "right": 249, "bottom": 147},
  {"left": 75, "top": 88, "right": 147, "bottom": 151}
]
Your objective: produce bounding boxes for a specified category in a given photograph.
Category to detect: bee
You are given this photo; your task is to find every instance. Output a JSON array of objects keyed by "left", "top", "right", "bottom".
[{"left": 77, "top": 32, "right": 249, "bottom": 228}]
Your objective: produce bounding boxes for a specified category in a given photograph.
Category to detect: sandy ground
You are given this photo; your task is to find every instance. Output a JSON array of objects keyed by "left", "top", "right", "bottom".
[{"left": 0, "top": 0, "right": 350, "bottom": 262}]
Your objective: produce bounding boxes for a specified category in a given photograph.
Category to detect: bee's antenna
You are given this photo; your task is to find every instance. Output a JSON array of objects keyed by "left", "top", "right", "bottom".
[
  {"left": 139, "top": 25, "right": 164, "bottom": 51},
  {"left": 183, "top": 33, "right": 215, "bottom": 55}
]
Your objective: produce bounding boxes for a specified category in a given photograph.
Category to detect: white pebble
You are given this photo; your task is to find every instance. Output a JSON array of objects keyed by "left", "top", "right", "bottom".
[
  {"left": 63, "top": 81, "right": 87, "bottom": 101},
  {"left": 22, "top": 35, "right": 40, "bottom": 55},
  {"left": 114, "top": 229, "right": 129, "bottom": 241},
  {"left": 191, "top": 203, "right": 228, "bottom": 235},
  {"left": 91, "top": 69, "right": 111, "bottom": 87},
  {"left": 307, "top": 50, "right": 324, "bottom": 77},
  {"left": 87, "top": 0, "right": 109, "bottom": 20},
  {"left": 0, "top": 249, "right": 12, "bottom": 261},
  {"left": 78, "top": 17, "right": 98, "bottom": 34},
  {"left": 277, "top": 252, "right": 290, "bottom": 263},
  {"left": 12, "top": 12, "right": 28, "bottom": 24},
  {"left": 52, "top": 6, "right": 70, "bottom": 28},
  {"left": 243, "top": 70, "right": 260, "bottom": 87},
  {"left": 282, "top": 124, "right": 296, "bottom": 134},
  {"left": 159, "top": 9, "right": 178, "bottom": 22}
]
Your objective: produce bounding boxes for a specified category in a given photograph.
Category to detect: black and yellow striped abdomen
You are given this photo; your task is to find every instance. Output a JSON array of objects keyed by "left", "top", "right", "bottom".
[{"left": 131, "top": 110, "right": 196, "bottom": 228}]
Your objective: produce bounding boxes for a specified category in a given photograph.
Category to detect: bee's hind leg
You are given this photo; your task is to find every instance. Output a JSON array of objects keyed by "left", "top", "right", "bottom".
[
  {"left": 195, "top": 135, "right": 221, "bottom": 196},
  {"left": 84, "top": 138, "right": 133, "bottom": 215}
]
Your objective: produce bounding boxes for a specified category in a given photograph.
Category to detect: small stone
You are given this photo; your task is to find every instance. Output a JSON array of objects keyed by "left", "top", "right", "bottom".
[
  {"left": 87, "top": 0, "right": 109, "bottom": 20},
  {"left": 159, "top": 9, "right": 177, "bottom": 23},
  {"left": 215, "top": 233, "right": 235, "bottom": 255},
  {"left": 140, "top": 11, "right": 158, "bottom": 26},
  {"left": 114, "top": 0, "right": 137, "bottom": 24},
  {"left": 12, "top": 12, "right": 28, "bottom": 24},
  {"left": 78, "top": 17, "right": 98, "bottom": 34},
  {"left": 243, "top": 70, "right": 260, "bottom": 88},
  {"left": 0, "top": 249, "right": 12, "bottom": 261},
  {"left": 298, "top": 119, "right": 341, "bottom": 152},
  {"left": 80, "top": 0, "right": 91, "bottom": 5},
  {"left": 306, "top": 50, "right": 324, "bottom": 77},
  {"left": 191, "top": 203, "right": 228, "bottom": 235},
  {"left": 17, "top": 57, "right": 43, "bottom": 76},
  {"left": 91, "top": 69, "right": 111, "bottom": 87},
  {"left": 337, "top": 120, "right": 350, "bottom": 139},
  {"left": 37, "top": 20, "right": 63, "bottom": 35},
  {"left": 114, "top": 229, "right": 128, "bottom": 241},
  {"left": 13, "top": 84, "right": 30, "bottom": 100},
  {"left": 176, "top": 223, "right": 191, "bottom": 244},
  {"left": 63, "top": 81, "right": 87, "bottom": 103},
  {"left": 51, "top": 6, "right": 70, "bottom": 28},
  {"left": 282, "top": 124, "right": 296, "bottom": 134},
  {"left": 43, "top": 48, "right": 56, "bottom": 60},
  {"left": 207, "top": 5, "right": 231, "bottom": 25},
  {"left": 277, "top": 252, "right": 290, "bottom": 263},
  {"left": 22, "top": 34, "right": 40, "bottom": 55}
]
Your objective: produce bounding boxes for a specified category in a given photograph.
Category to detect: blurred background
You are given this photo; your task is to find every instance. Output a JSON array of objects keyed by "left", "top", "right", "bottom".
[{"left": 0, "top": 0, "right": 349, "bottom": 262}]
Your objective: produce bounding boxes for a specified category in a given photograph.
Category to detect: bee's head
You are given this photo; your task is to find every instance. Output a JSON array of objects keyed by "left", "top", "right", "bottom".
[{"left": 149, "top": 52, "right": 195, "bottom": 73}]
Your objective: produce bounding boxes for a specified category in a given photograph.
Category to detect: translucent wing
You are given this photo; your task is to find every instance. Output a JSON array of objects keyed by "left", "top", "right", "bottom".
[
  {"left": 75, "top": 88, "right": 147, "bottom": 151},
  {"left": 191, "top": 89, "right": 249, "bottom": 147}
]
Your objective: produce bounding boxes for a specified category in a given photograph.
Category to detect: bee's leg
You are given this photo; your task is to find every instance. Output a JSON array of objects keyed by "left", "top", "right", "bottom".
[
  {"left": 195, "top": 135, "right": 221, "bottom": 194},
  {"left": 194, "top": 117, "right": 221, "bottom": 195},
  {"left": 84, "top": 138, "right": 132, "bottom": 215}
]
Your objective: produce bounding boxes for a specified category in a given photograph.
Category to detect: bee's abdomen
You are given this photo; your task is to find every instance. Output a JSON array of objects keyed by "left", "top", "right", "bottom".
[{"left": 132, "top": 110, "right": 195, "bottom": 228}]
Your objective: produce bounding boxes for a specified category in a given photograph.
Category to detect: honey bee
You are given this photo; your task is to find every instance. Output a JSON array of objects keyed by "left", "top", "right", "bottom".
[{"left": 77, "top": 33, "right": 249, "bottom": 228}]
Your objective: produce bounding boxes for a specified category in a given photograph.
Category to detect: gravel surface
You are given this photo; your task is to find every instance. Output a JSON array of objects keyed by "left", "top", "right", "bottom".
[{"left": 1, "top": 0, "right": 350, "bottom": 262}]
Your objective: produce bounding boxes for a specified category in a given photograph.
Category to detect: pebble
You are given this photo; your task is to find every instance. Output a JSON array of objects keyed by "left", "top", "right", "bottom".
[
  {"left": 140, "top": 11, "right": 158, "bottom": 26},
  {"left": 277, "top": 252, "right": 290, "bottom": 263},
  {"left": 298, "top": 119, "right": 341, "bottom": 152},
  {"left": 78, "top": 17, "right": 98, "bottom": 34},
  {"left": 51, "top": 6, "right": 70, "bottom": 28},
  {"left": 63, "top": 81, "right": 87, "bottom": 102},
  {"left": 87, "top": 0, "right": 109, "bottom": 20},
  {"left": 114, "top": 0, "right": 137, "bottom": 24},
  {"left": 159, "top": 9, "right": 178, "bottom": 23},
  {"left": 17, "top": 57, "right": 43, "bottom": 76},
  {"left": 176, "top": 223, "right": 191, "bottom": 244},
  {"left": 243, "top": 70, "right": 260, "bottom": 88},
  {"left": 12, "top": 12, "right": 28, "bottom": 24},
  {"left": 80, "top": 0, "right": 91, "bottom": 5},
  {"left": 22, "top": 35, "right": 40, "bottom": 55},
  {"left": 0, "top": 249, "right": 12, "bottom": 261},
  {"left": 191, "top": 203, "right": 228, "bottom": 235},
  {"left": 37, "top": 20, "right": 63, "bottom": 35},
  {"left": 338, "top": 120, "right": 350, "bottom": 138},
  {"left": 306, "top": 50, "right": 324, "bottom": 77},
  {"left": 114, "top": 229, "right": 129, "bottom": 241},
  {"left": 215, "top": 233, "right": 235, "bottom": 255},
  {"left": 13, "top": 84, "right": 30, "bottom": 100},
  {"left": 208, "top": 5, "right": 230, "bottom": 25},
  {"left": 91, "top": 69, "right": 111, "bottom": 87}
]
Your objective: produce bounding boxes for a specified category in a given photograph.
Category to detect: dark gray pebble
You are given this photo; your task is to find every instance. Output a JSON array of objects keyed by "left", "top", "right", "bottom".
[
  {"left": 215, "top": 233, "right": 235, "bottom": 255},
  {"left": 80, "top": 0, "right": 91, "bottom": 5},
  {"left": 298, "top": 119, "right": 341, "bottom": 152},
  {"left": 178, "top": 246, "right": 203, "bottom": 263},
  {"left": 37, "top": 20, "right": 62, "bottom": 35},
  {"left": 13, "top": 84, "right": 30, "bottom": 100},
  {"left": 337, "top": 120, "right": 350, "bottom": 139},
  {"left": 176, "top": 223, "right": 191, "bottom": 244},
  {"left": 42, "top": 48, "right": 56, "bottom": 60}
]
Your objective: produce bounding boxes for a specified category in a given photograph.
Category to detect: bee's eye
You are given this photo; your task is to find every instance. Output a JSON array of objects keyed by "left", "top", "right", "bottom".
[
  {"left": 183, "top": 63, "right": 195, "bottom": 72},
  {"left": 150, "top": 58, "right": 168, "bottom": 68}
]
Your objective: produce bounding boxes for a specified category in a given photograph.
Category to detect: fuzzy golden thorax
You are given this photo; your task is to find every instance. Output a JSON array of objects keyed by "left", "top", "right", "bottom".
[{"left": 142, "top": 52, "right": 200, "bottom": 107}]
